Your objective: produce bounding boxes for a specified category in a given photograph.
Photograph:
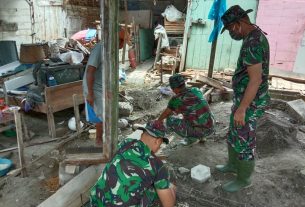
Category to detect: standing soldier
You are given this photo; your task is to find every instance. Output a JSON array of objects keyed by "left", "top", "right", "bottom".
[{"left": 216, "top": 5, "right": 270, "bottom": 192}]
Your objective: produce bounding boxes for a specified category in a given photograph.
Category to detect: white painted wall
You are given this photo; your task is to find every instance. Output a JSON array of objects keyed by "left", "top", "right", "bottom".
[
  {"left": 293, "top": 31, "right": 305, "bottom": 74},
  {"left": 0, "top": 0, "right": 98, "bottom": 52}
]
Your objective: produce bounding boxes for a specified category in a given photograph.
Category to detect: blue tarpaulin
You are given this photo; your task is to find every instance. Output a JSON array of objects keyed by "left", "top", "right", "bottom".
[{"left": 208, "top": 0, "right": 227, "bottom": 42}]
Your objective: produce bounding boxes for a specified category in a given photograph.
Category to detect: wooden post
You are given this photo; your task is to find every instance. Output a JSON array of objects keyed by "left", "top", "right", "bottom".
[
  {"left": 208, "top": 37, "right": 218, "bottom": 78},
  {"left": 121, "top": 0, "right": 128, "bottom": 64},
  {"left": 179, "top": 0, "right": 192, "bottom": 72},
  {"left": 13, "top": 109, "right": 27, "bottom": 177},
  {"left": 153, "top": 34, "right": 162, "bottom": 70},
  {"left": 101, "top": 0, "right": 119, "bottom": 158},
  {"left": 73, "top": 94, "right": 81, "bottom": 138}
]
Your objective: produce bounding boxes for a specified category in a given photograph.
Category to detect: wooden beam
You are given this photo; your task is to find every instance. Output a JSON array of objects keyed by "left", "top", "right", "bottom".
[
  {"left": 196, "top": 75, "right": 225, "bottom": 91},
  {"left": 208, "top": 37, "right": 218, "bottom": 78},
  {"left": 37, "top": 165, "right": 105, "bottom": 207},
  {"left": 204, "top": 87, "right": 214, "bottom": 100},
  {"left": 102, "top": 0, "right": 119, "bottom": 158},
  {"left": 64, "top": 153, "right": 109, "bottom": 165},
  {"left": 270, "top": 68, "right": 305, "bottom": 84}
]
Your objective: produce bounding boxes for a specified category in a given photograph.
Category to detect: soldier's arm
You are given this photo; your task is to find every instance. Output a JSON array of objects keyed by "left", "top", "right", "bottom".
[
  {"left": 158, "top": 108, "right": 173, "bottom": 122},
  {"left": 156, "top": 186, "right": 176, "bottom": 207},
  {"left": 86, "top": 65, "right": 97, "bottom": 106},
  {"left": 234, "top": 63, "right": 262, "bottom": 126}
]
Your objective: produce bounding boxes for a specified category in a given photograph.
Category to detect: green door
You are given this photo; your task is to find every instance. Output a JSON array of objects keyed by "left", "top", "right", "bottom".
[{"left": 185, "top": 0, "right": 258, "bottom": 71}]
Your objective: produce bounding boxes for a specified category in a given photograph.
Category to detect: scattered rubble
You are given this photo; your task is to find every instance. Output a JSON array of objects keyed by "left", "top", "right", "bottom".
[
  {"left": 118, "top": 102, "right": 133, "bottom": 117},
  {"left": 178, "top": 167, "right": 190, "bottom": 175}
]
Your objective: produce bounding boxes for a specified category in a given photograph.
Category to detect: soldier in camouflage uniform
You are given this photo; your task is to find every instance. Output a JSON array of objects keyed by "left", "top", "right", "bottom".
[
  {"left": 216, "top": 5, "right": 270, "bottom": 192},
  {"left": 158, "top": 74, "right": 215, "bottom": 146},
  {"left": 90, "top": 120, "right": 176, "bottom": 207}
]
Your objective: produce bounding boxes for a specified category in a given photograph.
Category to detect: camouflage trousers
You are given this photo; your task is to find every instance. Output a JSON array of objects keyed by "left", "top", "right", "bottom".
[
  {"left": 228, "top": 106, "right": 265, "bottom": 161},
  {"left": 90, "top": 186, "right": 159, "bottom": 207},
  {"left": 166, "top": 116, "right": 215, "bottom": 140}
]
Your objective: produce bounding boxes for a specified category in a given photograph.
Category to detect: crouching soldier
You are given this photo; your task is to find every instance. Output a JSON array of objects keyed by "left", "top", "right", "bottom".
[
  {"left": 90, "top": 120, "right": 176, "bottom": 207},
  {"left": 158, "top": 74, "right": 215, "bottom": 146}
]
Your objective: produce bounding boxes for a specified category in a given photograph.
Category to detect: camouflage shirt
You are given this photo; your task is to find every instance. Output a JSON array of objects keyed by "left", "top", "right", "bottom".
[
  {"left": 90, "top": 138, "right": 170, "bottom": 207},
  {"left": 232, "top": 28, "right": 270, "bottom": 110},
  {"left": 168, "top": 87, "right": 214, "bottom": 129}
]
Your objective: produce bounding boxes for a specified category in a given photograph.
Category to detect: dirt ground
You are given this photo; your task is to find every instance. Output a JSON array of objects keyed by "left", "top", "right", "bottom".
[
  {"left": 1, "top": 65, "right": 305, "bottom": 206},
  {"left": 166, "top": 101, "right": 305, "bottom": 207}
]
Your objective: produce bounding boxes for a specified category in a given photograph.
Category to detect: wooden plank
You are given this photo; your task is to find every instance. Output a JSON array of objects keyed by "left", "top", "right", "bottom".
[
  {"left": 76, "top": 41, "right": 90, "bottom": 55},
  {"left": 271, "top": 77, "right": 305, "bottom": 90},
  {"left": 45, "top": 80, "right": 84, "bottom": 113},
  {"left": 204, "top": 87, "right": 214, "bottom": 100},
  {"left": 38, "top": 164, "right": 105, "bottom": 207},
  {"left": 187, "top": 81, "right": 204, "bottom": 88},
  {"left": 13, "top": 109, "right": 27, "bottom": 177},
  {"left": 270, "top": 68, "right": 305, "bottom": 84},
  {"left": 64, "top": 153, "right": 109, "bottom": 165},
  {"left": 196, "top": 75, "right": 225, "bottom": 91}
]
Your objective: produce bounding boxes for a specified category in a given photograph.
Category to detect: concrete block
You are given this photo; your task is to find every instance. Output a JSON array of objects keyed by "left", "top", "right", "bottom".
[
  {"left": 59, "top": 162, "right": 80, "bottom": 186},
  {"left": 65, "top": 165, "right": 78, "bottom": 175},
  {"left": 287, "top": 99, "right": 305, "bottom": 123},
  {"left": 191, "top": 164, "right": 211, "bottom": 183}
]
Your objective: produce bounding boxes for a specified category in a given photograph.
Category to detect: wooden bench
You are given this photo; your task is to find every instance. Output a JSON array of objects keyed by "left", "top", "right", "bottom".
[{"left": 8, "top": 80, "right": 84, "bottom": 138}]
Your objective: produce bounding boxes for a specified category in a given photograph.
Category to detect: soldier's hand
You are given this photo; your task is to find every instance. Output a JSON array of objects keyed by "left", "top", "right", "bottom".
[{"left": 234, "top": 107, "right": 246, "bottom": 127}]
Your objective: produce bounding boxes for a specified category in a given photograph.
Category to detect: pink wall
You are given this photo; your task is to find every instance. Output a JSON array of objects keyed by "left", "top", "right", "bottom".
[{"left": 256, "top": 0, "right": 305, "bottom": 71}]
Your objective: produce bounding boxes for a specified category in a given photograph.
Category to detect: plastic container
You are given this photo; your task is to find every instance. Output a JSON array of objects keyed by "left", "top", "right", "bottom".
[
  {"left": 191, "top": 164, "right": 211, "bottom": 183},
  {"left": 68, "top": 117, "right": 84, "bottom": 131},
  {"left": 0, "top": 158, "right": 12, "bottom": 177},
  {"left": 47, "top": 75, "right": 57, "bottom": 87}
]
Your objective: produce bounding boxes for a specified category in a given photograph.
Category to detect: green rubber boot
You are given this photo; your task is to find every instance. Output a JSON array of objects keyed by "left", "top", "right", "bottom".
[
  {"left": 216, "top": 145, "right": 238, "bottom": 173},
  {"left": 222, "top": 159, "right": 255, "bottom": 193}
]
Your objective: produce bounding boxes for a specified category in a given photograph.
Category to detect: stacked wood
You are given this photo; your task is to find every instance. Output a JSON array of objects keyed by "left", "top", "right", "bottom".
[{"left": 164, "top": 19, "right": 185, "bottom": 34}]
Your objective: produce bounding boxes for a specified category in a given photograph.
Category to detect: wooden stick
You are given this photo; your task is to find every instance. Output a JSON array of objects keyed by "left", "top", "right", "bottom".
[
  {"left": 73, "top": 94, "right": 81, "bottom": 138},
  {"left": 13, "top": 109, "right": 27, "bottom": 177},
  {"left": 204, "top": 87, "right": 214, "bottom": 100}
]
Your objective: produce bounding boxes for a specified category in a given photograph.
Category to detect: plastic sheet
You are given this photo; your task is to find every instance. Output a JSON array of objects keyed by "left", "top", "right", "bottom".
[
  {"left": 208, "top": 0, "right": 227, "bottom": 42},
  {"left": 161, "top": 5, "right": 185, "bottom": 22}
]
